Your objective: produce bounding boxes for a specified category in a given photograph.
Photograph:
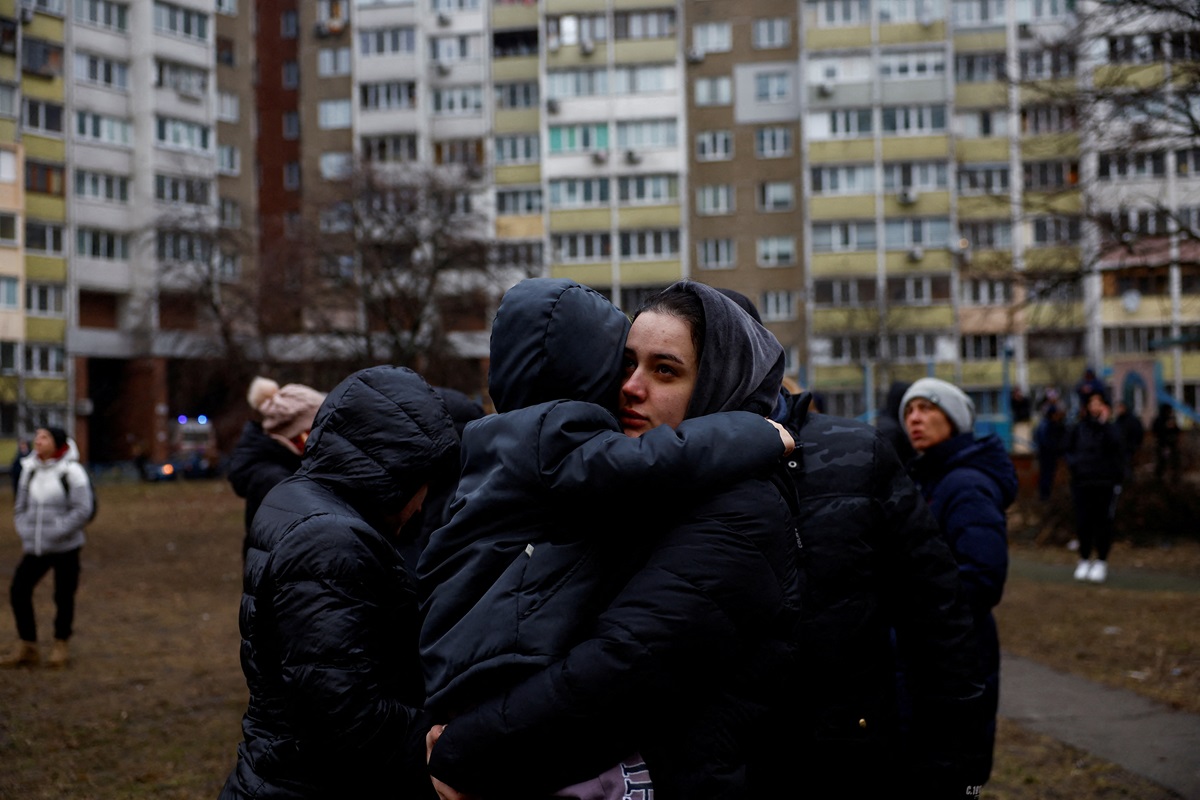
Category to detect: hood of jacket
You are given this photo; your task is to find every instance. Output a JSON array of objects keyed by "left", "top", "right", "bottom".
[
  {"left": 487, "top": 278, "right": 631, "bottom": 414},
  {"left": 21, "top": 437, "right": 81, "bottom": 474},
  {"left": 913, "top": 432, "right": 1018, "bottom": 509},
  {"left": 682, "top": 281, "right": 785, "bottom": 419},
  {"left": 297, "top": 366, "right": 459, "bottom": 519}
]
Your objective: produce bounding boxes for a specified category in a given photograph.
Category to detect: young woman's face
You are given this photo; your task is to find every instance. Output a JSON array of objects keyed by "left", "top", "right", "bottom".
[
  {"left": 904, "top": 398, "right": 954, "bottom": 452},
  {"left": 33, "top": 429, "right": 57, "bottom": 459},
  {"left": 618, "top": 311, "right": 698, "bottom": 437}
]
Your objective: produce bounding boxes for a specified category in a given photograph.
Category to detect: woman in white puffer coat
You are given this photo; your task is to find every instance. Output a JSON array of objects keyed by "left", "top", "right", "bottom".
[{"left": 2, "top": 426, "right": 94, "bottom": 669}]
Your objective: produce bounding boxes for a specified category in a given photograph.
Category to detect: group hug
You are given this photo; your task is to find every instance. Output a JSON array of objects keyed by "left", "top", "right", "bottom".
[{"left": 218, "top": 277, "right": 1013, "bottom": 800}]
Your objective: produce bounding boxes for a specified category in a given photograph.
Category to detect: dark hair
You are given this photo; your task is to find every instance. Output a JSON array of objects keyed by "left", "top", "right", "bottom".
[{"left": 633, "top": 283, "right": 705, "bottom": 366}]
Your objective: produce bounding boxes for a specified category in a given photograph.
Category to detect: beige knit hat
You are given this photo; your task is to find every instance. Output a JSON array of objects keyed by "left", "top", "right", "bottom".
[{"left": 248, "top": 376, "right": 327, "bottom": 454}]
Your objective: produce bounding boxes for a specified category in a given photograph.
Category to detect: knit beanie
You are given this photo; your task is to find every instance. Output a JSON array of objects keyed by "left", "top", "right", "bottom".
[
  {"left": 248, "top": 376, "right": 327, "bottom": 454},
  {"left": 45, "top": 426, "right": 69, "bottom": 450},
  {"left": 901, "top": 377, "right": 975, "bottom": 436}
]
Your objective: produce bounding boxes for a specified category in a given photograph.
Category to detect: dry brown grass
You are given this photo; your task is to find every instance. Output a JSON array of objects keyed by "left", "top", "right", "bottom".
[{"left": 0, "top": 479, "right": 1196, "bottom": 798}]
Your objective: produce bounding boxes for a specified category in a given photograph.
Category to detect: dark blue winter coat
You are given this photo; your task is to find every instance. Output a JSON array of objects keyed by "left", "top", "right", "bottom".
[
  {"left": 220, "top": 366, "right": 459, "bottom": 800},
  {"left": 1064, "top": 415, "right": 1124, "bottom": 487},
  {"left": 425, "top": 280, "right": 802, "bottom": 799},
  {"left": 418, "top": 278, "right": 789, "bottom": 720}
]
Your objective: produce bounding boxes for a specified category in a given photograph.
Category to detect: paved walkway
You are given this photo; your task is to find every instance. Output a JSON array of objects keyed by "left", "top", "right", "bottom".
[{"left": 1000, "top": 554, "right": 1200, "bottom": 799}]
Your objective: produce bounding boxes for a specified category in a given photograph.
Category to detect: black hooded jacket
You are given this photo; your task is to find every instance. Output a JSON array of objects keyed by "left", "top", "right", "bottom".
[
  {"left": 220, "top": 366, "right": 459, "bottom": 800},
  {"left": 226, "top": 420, "right": 302, "bottom": 556},
  {"left": 426, "top": 280, "right": 802, "bottom": 799},
  {"left": 419, "top": 277, "right": 789, "bottom": 717}
]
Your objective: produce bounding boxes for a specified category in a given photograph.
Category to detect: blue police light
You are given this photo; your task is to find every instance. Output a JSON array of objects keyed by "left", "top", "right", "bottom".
[
  {"left": 177, "top": 415, "right": 188, "bottom": 424},
  {"left": 197, "top": 415, "right": 208, "bottom": 425}
]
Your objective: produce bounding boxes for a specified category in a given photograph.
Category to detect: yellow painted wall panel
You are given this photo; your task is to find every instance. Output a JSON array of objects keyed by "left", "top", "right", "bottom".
[
  {"left": 955, "top": 82, "right": 1007, "bottom": 108},
  {"left": 492, "top": 56, "right": 538, "bottom": 82},
  {"left": 884, "top": 305, "right": 954, "bottom": 329},
  {"left": 492, "top": 4, "right": 537, "bottom": 29},
  {"left": 879, "top": 21, "right": 947, "bottom": 44},
  {"left": 549, "top": 208, "right": 611, "bottom": 230},
  {"left": 808, "top": 139, "right": 874, "bottom": 163},
  {"left": 885, "top": 249, "right": 953, "bottom": 272},
  {"left": 810, "top": 365, "right": 868, "bottom": 389},
  {"left": 810, "top": 251, "right": 876, "bottom": 276},
  {"left": 495, "top": 215, "right": 544, "bottom": 238},
  {"left": 1100, "top": 296, "right": 1175, "bottom": 325},
  {"left": 812, "top": 307, "right": 879, "bottom": 330},
  {"left": 809, "top": 195, "right": 875, "bottom": 220},
  {"left": 958, "top": 195, "right": 1009, "bottom": 218},
  {"left": 1024, "top": 247, "right": 1081, "bottom": 271},
  {"left": 0, "top": 120, "right": 15, "bottom": 142},
  {"left": 880, "top": 135, "right": 950, "bottom": 161},
  {"left": 551, "top": 263, "right": 613, "bottom": 287},
  {"left": 805, "top": 27, "right": 870, "bottom": 50},
  {"left": 882, "top": 190, "right": 950, "bottom": 216},
  {"left": 23, "top": 378, "right": 68, "bottom": 404},
  {"left": 614, "top": 39, "right": 674, "bottom": 63},
  {"left": 495, "top": 164, "right": 541, "bottom": 185},
  {"left": 960, "top": 361, "right": 1005, "bottom": 385},
  {"left": 26, "top": 316, "right": 65, "bottom": 342},
  {"left": 617, "top": 205, "right": 680, "bottom": 228},
  {"left": 24, "top": 255, "right": 66, "bottom": 282},
  {"left": 1093, "top": 63, "right": 1165, "bottom": 90},
  {"left": 953, "top": 31, "right": 1007, "bottom": 52},
  {"left": 25, "top": 194, "right": 65, "bottom": 220},
  {"left": 22, "top": 136, "right": 66, "bottom": 162},
  {"left": 956, "top": 139, "right": 1009, "bottom": 162},
  {"left": 1020, "top": 133, "right": 1079, "bottom": 158},
  {"left": 620, "top": 260, "right": 682, "bottom": 285},
  {"left": 494, "top": 108, "right": 539, "bottom": 133}
]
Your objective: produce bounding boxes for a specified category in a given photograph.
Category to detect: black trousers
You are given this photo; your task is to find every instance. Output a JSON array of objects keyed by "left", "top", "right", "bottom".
[
  {"left": 9, "top": 548, "right": 81, "bottom": 642},
  {"left": 1071, "top": 484, "right": 1118, "bottom": 562}
]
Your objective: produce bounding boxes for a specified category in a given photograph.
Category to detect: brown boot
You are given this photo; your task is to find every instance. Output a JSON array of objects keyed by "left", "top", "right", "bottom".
[
  {"left": 47, "top": 639, "right": 69, "bottom": 668},
  {"left": 0, "top": 640, "right": 40, "bottom": 668}
]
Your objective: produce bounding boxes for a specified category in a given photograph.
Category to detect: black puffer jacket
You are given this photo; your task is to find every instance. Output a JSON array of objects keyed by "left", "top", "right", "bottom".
[
  {"left": 426, "top": 280, "right": 802, "bottom": 799},
  {"left": 219, "top": 366, "right": 459, "bottom": 800},
  {"left": 226, "top": 420, "right": 302, "bottom": 556},
  {"left": 1064, "top": 415, "right": 1124, "bottom": 486},
  {"left": 418, "top": 278, "right": 788, "bottom": 719},
  {"left": 757, "top": 394, "right": 985, "bottom": 798}
]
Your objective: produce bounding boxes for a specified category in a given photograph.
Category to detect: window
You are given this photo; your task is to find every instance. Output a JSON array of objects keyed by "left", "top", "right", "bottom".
[
  {"left": 282, "top": 60, "right": 299, "bottom": 89},
  {"left": 880, "top": 50, "right": 946, "bottom": 80},
  {"left": 432, "top": 87, "right": 484, "bottom": 115},
  {"left": 695, "top": 130, "right": 732, "bottom": 161},
  {"left": 0, "top": 150, "right": 14, "bottom": 182},
  {"left": 885, "top": 332, "right": 940, "bottom": 363},
  {"left": 0, "top": 214, "right": 16, "bottom": 245},
  {"left": 77, "top": 111, "right": 133, "bottom": 146},
  {"left": 319, "top": 203, "right": 353, "bottom": 234},
  {"left": 281, "top": 10, "right": 298, "bottom": 38},
  {"left": 77, "top": 169, "right": 130, "bottom": 202},
  {"left": 495, "top": 82, "right": 538, "bottom": 109},
  {"left": 0, "top": 277, "right": 17, "bottom": 309},
  {"left": 755, "top": 71, "right": 791, "bottom": 103},
  {"left": 618, "top": 175, "right": 677, "bottom": 205},
  {"left": 952, "top": 0, "right": 1006, "bottom": 26},
  {"left": 217, "top": 36, "right": 235, "bottom": 66},
  {"left": 757, "top": 236, "right": 796, "bottom": 267},
  {"left": 755, "top": 126, "right": 793, "bottom": 158},
  {"left": 758, "top": 181, "right": 795, "bottom": 211},
  {"left": 812, "top": 0, "right": 871, "bottom": 26},
  {"left": 811, "top": 221, "right": 877, "bottom": 252},
  {"left": 692, "top": 22, "right": 731, "bottom": 53},
  {"left": 697, "top": 238, "right": 735, "bottom": 269},
  {"left": 548, "top": 177, "right": 609, "bottom": 208},
  {"left": 696, "top": 185, "right": 734, "bottom": 215},
  {"left": 958, "top": 164, "right": 1009, "bottom": 195},
  {"left": 881, "top": 105, "right": 947, "bottom": 135},
  {"left": 811, "top": 164, "right": 876, "bottom": 194},
  {"left": 959, "top": 220, "right": 1012, "bottom": 249},
  {"left": 217, "top": 92, "right": 239, "bottom": 122},
  {"left": 613, "top": 10, "right": 675, "bottom": 40},
  {"left": 884, "top": 217, "right": 952, "bottom": 249},
  {"left": 1020, "top": 48, "right": 1076, "bottom": 79},
  {"left": 75, "top": 52, "right": 129, "bottom": 90},
  {"left": 694, "top": 76, "right": 732, "bottom": 106},
  {"left": 0, "top": 85, "right": 13, "bottom": 118},
  {"left": 155, "top": 174, "right": 210, "bottom": 205},
  {"left": 955, "top": 109, "right": 1008, "bottom": 138},
  {"left": 154, "top": 1, "right": 209, "bottom": 41},
  {"left": 319, "top": 99, "right": 352, "bottom": 129},
  {"left": 955, "top": 52, "right": 1006, "bottom": 82},
  {"left": 22, "top": 39, "right": 64, "bottom": 76},
  {"left": 960, "top": 277, "right": 1013, "bottom": 306},
  {"left": 760, "top": 290, "right": 796, "bottom": 321},
  {"left": 219, "top": 198, "right": 241, "bottom": 228},
  {"left": 808, "top": 108, "right": 873, "bottom": 139},
  {"left": 1023, "top": 160, "right": 1079, "bottom": 190},
  {"left": 552, "top": 232, "right": 612, "bottom": 263},
  {"left": 22, "top": 98, "right": 64, "bottom": 134},
  {"left": 155, "top": 116, "right": 209, "bottom": 152},
  {"left": 218, "top": 145, "right": 240, "bottom": 175},
  {"left": 75, "top": 0, "right": 129, "bottom": 32},
  {"left": 496, "top": 188, "right": 543, "bottom": 214},
  {"left": 26, "top": 283, "right": 65, "bottom": 316},
  {"left": 430, "top": 34, "right": 477, "bottom": 63},
  {"left": 216, "top": 0, "right": 237, "bottom": 14},
  {"left": 753, "top": 18, "right": 789, "bottom": 49},
  {"left": 157, "top": 60, "right": 208, "bottom": 96},
  {"left": 283, "top": 162, "right": 301, "bottom": 190},
  {"left": 612, "top": 65, "right": 676, "bottom": 95},
  {"left": 619, "top": 229, "right": 679, "bottom": 261},
  {"left": 886, "top": 275, "right": 951, "bottom": 305},
  {"left": 1021, "top": 104, "right": 1077, "bottom": 134},
  {"left": 1031, "top": 216, "right": 1082, "bottom": 244},
  {"left": 616, "top": 119, "right": 676, "bottom": 149},
  {"left": 545, "top": 13, "right": 608, "bottom": 50},
  {"left": 282, "top": 111, "right": 300, "bottom": 140},
  {"left": 548, "top": 123, "right": 608, "bottom": 154},
  {"left": 811, "top": 335, "right": 878, "bottom": 367},
  {"left": 1176, "top": 148, "right": 1200, "bottom": 176},
  {"left": 1098, "top": 151, "right": 1166, "bottom": 181},
  {"left": 961, "top": 334, "right": 1004, "bottom": 361},
  {"left": 359, "top": 27, "right": 415, "bottom": 57},
  {"left": 361, "top": 81, "right": 417, "bottom": 110},
  {"left": 493, "top": 134, "right": 538, "bottom": 164},
  {"left": 26, "top": 161, "right": 65, "bottom": 196},
  {"left": 318, "top": 47, "right": 353, "bottom": 78},
  {"left": 0, "top": 343, "right": 17, "bottom": 376},
  {"left": 26, "top": 221, "right": 64, "bottom": 255},
  {"left": 24, "top": 345, "right": 65, "bottom": 377},
  {"left": 319, "top": 152, "right": 352, "bottom": 180},
  {"left": 813, "top": 277, "right": 877, "bottom": 306},
  {"left": 546, "top": 68, "right": 607, "bottom": 98},
  {"left": 77, "top": 227, "right": 130, "bottom": 260},
  {"left": 882, "top": 161, "right": 949, "bottom": 190}
]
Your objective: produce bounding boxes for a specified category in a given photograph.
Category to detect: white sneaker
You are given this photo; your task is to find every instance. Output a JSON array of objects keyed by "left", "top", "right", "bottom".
[
  {"left": 1074, "top": 560, "right": 1092, "bottom": 581},
  {"left": 1088, "top": 560, "right": 1108, "bottom": 583}
]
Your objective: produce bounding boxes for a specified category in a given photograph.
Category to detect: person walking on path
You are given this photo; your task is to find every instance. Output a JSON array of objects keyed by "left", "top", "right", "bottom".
[
  {"left": 1063, "top": 390, "right": 1125, "bottom": 584},
  {"left": 219, "top": 366, "right": 459, "bottom": 800},
  {"left": 226, "top": 377, "right": 326, "bottom": 562},
  {"left": 902, "top": 378, "right": 1018, "bottom": 790},
  {"left": 1, "top": 426, "right": 95, "bottom": 669}
]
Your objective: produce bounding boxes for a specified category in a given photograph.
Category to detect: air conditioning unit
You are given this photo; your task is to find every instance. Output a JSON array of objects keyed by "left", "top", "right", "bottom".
[
  {"left": 437, "top": 12, "right": 451, "bottom": 26},
  {"left": 686, "top": 48, "right": 704, "bottom": 65},
  {"left": 580, "top": 38, "right": 595, "bottom": 56},
  {"left": 624, "top": 149, "right": 642, "bottom": 165},
  {"left": 435, "top": 60, "right": 452, "bottom": 76},
  {"left": 591, "top": 150, "right": 609, "bottom": 165},
  {"left": 546, "top": 97, "right": 561, "bottom": 114},
  {"left": 898, "top": 186, "right": 920, "bottom": 205},
  {"left": 817, "top": 81, "right": 835, "bottom": 98},
  {"left": 907, "top": 246, "right": 925, "bottom": 262},
  {"left": 18, "top": 0, "right": 35, "bottom": 23}
]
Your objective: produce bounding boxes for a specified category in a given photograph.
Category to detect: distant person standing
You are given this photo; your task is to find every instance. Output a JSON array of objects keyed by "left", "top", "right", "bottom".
[
  {"left": 1074, "top": 367, "right": 1104, "bottom": 412},
  {"left": 1, "top": 427, "right": 95, "bottom": 669},
  {"left": 226, "top": 377, "right": 326, "bottom": 562},
  {"left": 1063, "top": 391, "right": 1124, "bottom": 584},
  {"left": 1113, "top": 400, "right": 1145, "bottom": 484},
  {"left": 1152, "top": 403, "right": 1182, "bottom": 483},
  {"left": 878, "top": 380, "right": 916, "bottom": 464},
  {"left": 1034, "top": 401, "right": 1067, "bottom": 502},
  {"left": 9, "top": 437, "right": 30, "bottom": 494},
  {"left": 902, "top": 378, "right": 1017, "bottom": 789}
]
